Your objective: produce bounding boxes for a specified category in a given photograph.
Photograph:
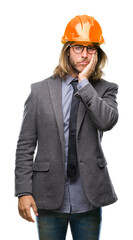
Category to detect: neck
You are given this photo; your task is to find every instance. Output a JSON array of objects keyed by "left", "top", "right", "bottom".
[{"left": 69, "top": 71, "right": 78, "bottom": 79}]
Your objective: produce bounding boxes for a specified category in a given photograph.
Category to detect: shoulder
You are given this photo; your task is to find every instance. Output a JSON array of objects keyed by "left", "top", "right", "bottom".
[
  {"left": 30, "top": 75, "right": 59, "bottom": 95},
  {"left": 92, "top": 78, "right": 118, "bottom": 88},
  {"left": 99, "top": 79, "right": 118, "bottom": 89},
  {"left": 31, "top": 75, "right": 61, "bottom": 89},
  {"left": 89, "top": 78, "right": 119, "bottom": 97},
  {"left": 91, "top": 78, "right": 118, "bottom": 92},
  {"left": 31, "top": 76, "right": 52, "bottom": 91}
]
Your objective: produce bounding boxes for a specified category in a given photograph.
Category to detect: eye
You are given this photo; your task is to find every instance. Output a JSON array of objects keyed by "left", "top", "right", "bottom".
[
  {"left": 74, "top": 45, "right": 83, "bottom": 50},
  {"left": 87, "top": 46, "right": 96, "bottom": 54},
  {"left": 87, "top": 46, "right": 95, "bottom": 50}
]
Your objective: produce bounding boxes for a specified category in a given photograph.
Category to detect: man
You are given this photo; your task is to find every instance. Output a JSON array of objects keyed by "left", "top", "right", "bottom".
[{"left": 15, "top": 15, "right": 119, "bottom": 240}]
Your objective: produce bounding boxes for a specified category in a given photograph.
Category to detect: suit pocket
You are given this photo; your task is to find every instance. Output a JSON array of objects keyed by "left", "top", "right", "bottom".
[
  {"left": 33, "top": 162, "right": 50, "bottom": 172},
  {"left": 97, "top": 158, "right": 107, "bottom": 168},
  {"left": 32, "top": 162, "right": 50, "bottom": 200}
]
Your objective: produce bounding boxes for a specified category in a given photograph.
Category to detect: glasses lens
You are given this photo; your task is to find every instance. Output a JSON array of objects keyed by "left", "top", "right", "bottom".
[
  {"left": 87, "top": 47, "right": 96, "bottom": 54},
  {"left": 72, "top": 45, "right": 96, "bottom": 54},
  {"left": 72, "top": 45, "right": 83, "bottom": 53}
]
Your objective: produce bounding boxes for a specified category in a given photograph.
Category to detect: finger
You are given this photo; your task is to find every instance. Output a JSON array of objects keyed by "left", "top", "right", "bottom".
[
  {"left": 88, "top": 55, "right": 96, "bottom": 72},
  {"left": 19, "top": 209, "right": 28, "bottom": 221},
  {"left": 90, "top": 54, "right": 97, "bottom": 68},
  {"left": 92, "top": 52, "right": 97, "bottom": 63},
  {"left": 18, "top": 209, "right": 23, "bottom": 218},
  {"left": 91, "top": 53, "right": 98, "bottom": 70},
  {"left": 18, "top": 203, "right": 27, "bottom": 220},
  {"left": 19, "top": 206, "right": 35, "bottom": 222},
  {"left": 32, "top": 201, "right": 38, "bottom": 217},
  {"left": 25, "top": 208, "right": 35, "bottom": 223}
]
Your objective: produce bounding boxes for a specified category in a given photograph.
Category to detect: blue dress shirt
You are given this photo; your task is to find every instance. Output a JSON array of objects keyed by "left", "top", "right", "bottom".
[{"left": 55, "top": 75, "right": 96, "bottom": 213}]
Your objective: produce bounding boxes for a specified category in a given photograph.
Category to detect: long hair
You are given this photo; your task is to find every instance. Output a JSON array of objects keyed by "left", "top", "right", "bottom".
[{"left": 53, "top": 42, "right": 107, "bottom": 80}]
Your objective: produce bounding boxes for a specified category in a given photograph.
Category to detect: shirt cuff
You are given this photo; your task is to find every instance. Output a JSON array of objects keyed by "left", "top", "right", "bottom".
[
  {"left": 77, "top": 79, "right": 89, "bottom": 90},
  {"left": 17, "top": 193, "right": 32, "bottom": 198}
]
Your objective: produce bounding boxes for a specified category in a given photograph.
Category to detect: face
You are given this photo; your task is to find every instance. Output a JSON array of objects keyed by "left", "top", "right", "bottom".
[{"left": 68, "top": 43, "right": 96, "bottom": 76}]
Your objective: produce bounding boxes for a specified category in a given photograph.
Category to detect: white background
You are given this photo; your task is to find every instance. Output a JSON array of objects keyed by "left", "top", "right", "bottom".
[{"left": 0, "top": 0, "right": 133, "bottom": 239}]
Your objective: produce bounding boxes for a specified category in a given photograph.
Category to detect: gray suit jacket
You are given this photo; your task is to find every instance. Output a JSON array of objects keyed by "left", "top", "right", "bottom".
[{"left": 15, "top": 76, "right": 119, "bottom": 209}]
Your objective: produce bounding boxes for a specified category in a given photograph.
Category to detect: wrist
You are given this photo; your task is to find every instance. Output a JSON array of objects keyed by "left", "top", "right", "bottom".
[
  {"left": 18, "top": 193, "right": 32, "bottom": 198},
  {"left": 78, "top": 74, "right": 90, "bottom": 82}
]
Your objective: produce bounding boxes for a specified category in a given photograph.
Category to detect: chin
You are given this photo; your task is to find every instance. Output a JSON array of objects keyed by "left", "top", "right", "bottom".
[{"left": 78, "top": 66, "right": 87, "bottom": 72}]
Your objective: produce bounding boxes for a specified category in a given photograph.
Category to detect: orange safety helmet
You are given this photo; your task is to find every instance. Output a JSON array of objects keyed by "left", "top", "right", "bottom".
[{"left": 61, "top": 15, "right": 104, "bottom": 45}]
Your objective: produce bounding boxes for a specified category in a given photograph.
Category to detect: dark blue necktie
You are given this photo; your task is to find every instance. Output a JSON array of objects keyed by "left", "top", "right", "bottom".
[{"left": 67, "top": 79, "right": 79, "bottom": 181}]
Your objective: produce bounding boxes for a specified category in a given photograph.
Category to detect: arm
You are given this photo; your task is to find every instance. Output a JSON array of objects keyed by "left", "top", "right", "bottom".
[
  {"left": 76, "top": 52, "right": 118, "bottom": 131},
  {"left": 15, "top": 84, "right": 37, "bottom": 195},
  {"left": 15, "top": 84, "right": 38, "bottom": 221},
  {"left": 75, "top": 81, "right": 118, "bottom": 131}
]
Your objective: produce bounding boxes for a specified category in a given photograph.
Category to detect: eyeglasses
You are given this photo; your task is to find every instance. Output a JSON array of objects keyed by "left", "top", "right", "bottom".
[{"left": 70, "top": 45, "right": 97, "bottom": 54}]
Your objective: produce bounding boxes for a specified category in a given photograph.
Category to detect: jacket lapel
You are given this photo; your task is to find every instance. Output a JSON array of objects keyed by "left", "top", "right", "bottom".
[
  {"left": 48, "top": 77, "right": 65, "bottom": 151},
  {"left": 47, "top": 77, "right": 100, "bottom": 144}
]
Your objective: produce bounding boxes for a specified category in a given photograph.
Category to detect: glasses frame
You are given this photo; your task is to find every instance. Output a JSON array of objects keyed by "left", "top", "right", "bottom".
[{"left": 70, "top": 44, "right": 97, "bottom": 54}]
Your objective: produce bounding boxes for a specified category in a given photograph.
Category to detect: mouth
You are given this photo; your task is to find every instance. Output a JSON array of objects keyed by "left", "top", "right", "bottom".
[{"left": 79, "top": 61, "right": 89, "bottom": 65}]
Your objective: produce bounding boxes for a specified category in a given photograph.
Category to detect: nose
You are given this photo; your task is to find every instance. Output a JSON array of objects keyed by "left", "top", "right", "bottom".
[{"left": 81, "top": 46, "right": 88, "bottom": 57}]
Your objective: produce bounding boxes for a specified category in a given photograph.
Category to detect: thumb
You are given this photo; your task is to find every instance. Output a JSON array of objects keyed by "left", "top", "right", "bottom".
[{"left": 31, "top": 200, "right": 38, "bottom": 217}]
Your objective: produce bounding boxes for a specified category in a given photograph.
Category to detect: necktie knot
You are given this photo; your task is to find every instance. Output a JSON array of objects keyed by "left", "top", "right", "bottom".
[{"left": 71, "top": 79, "right": 78, "bottom": 93}]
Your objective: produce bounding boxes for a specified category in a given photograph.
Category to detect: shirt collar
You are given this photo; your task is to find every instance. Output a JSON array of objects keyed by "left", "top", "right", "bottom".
[{"left": 63, "top": 74, "right": 75, "bottom": 86}]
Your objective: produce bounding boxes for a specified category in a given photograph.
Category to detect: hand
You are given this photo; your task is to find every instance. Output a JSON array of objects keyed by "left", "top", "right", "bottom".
[
  {"left": 18, "top": 195, "right": 38, "bottom": 222},
  {"left": 78, "top": 52, "right": 98, "bottom": 82}
]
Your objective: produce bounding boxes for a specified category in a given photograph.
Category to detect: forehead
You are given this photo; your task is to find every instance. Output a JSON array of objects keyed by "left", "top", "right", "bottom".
[{"left": 71, "top": 41, "right": 95, "bottom": 46}]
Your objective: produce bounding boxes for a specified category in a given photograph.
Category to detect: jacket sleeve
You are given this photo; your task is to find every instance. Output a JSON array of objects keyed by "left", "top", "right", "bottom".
[
  {"left": 75, "top": 81, "right": 119, "bottom": 131},
  {"left": 15, "top": 84, "right": 37, "bottom": 196}
]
